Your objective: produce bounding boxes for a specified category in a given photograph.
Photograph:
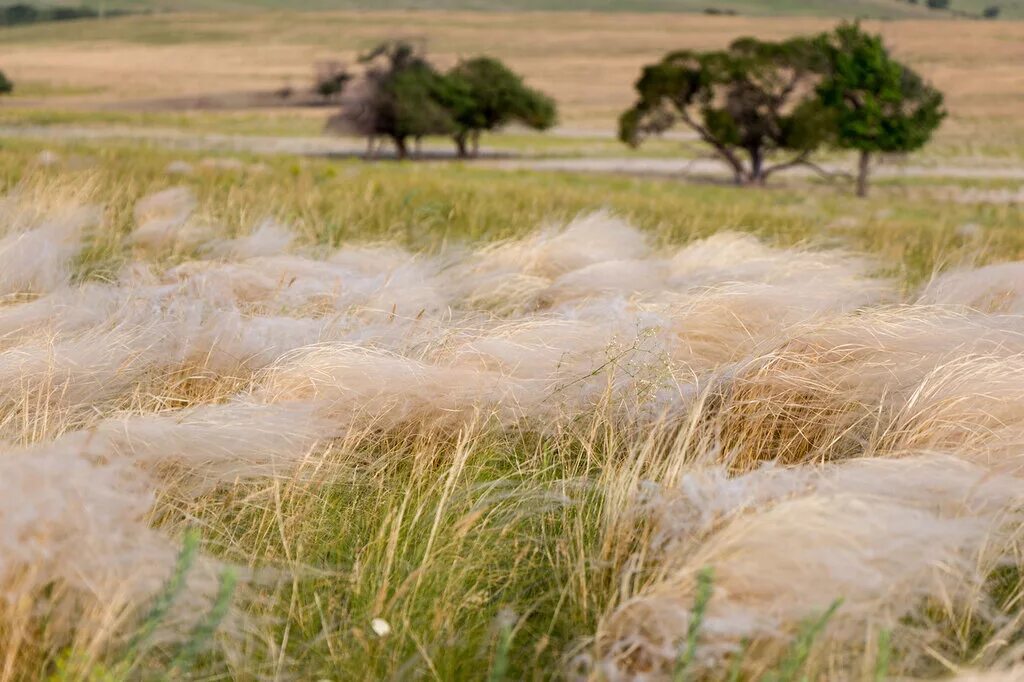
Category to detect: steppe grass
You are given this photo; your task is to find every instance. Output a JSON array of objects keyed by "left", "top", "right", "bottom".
[
  {"left": 2, "top": 136, "right": 1023, "bottom": 680},
  {"left": 2, "top": 137, "right": 1022, "bottom": 289}
]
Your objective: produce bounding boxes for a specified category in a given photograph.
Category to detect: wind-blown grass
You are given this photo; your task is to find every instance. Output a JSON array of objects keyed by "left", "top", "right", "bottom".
[{"left": 0, "top": 143, "right": 1023, "bottom": 680}]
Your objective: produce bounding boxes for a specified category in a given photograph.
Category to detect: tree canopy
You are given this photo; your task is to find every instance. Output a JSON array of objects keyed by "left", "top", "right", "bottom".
[
  {"left": 620, "top": 25, "right": 945, "bottom": 193},
  {"left": 816, "top": 22, "right": 945, "bottom": 195},
  {"left": 330, "top": 41, "right": 456, "bottom": 159},
  {"left": 619, "top": 36, "right": 832, "bottom": 185},
  {"left": 327, "top": 45, "right": 555, "bottom": 159},
  {"left": 445, "top": 57, "right": 557, "bottom": 157}
]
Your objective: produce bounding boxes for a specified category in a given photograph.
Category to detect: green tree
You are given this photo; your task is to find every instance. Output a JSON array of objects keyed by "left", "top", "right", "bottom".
[
  {"left": 0, "top": 71, "right": 12, "bottom": 96},
  {"left": 445, "top": 57, "right": 556, "bottom": 158},
  {"left": 619, "top": 36, "right": 832, "bottom": 185},
  {"left": 332, "top": 41, "right": 456, "bottom": 160},
  {"left": 816, "top": 23, "right": 945, "bottom": 197}
]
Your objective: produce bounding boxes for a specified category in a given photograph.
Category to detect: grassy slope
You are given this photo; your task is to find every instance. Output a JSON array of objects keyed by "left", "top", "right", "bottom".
[
  {"left": 42, "top": 0, "right": 1021, "bottom": 18},
  {"left": 40, "top": 0, "right": 1015, "bottom": 18},
  {"left": 3, "top": 10, "right": 1022, "bottom": 130}
]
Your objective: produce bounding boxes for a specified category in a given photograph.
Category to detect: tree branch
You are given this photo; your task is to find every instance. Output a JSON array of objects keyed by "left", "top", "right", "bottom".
[
  {"left": 761, "top": 152, "right": 854, "bottom": 184},
  {"left": 676, "top": 107, "right": 747, "bottom": 180},
  {"left": 761, "top": 150, "right": 811, "bottom": 180}
]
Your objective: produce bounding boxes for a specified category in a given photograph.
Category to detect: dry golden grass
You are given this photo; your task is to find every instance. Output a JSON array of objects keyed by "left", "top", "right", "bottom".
[
  {"left": 1, "top": 10, "right": 1022, "bottom": 133},
  {"left": 0, "top": 136, "right": 1021, "bottom": 679}
]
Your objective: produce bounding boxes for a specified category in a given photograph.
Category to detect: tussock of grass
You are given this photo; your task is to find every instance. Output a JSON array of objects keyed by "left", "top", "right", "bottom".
[{"left": 0, "top": 148, "right": 1022, "bottom": 680}]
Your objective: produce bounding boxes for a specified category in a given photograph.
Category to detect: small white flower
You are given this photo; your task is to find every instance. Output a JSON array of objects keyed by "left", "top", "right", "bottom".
[{"left": 371, "top": 617, "right": 392, "bottom": 637}]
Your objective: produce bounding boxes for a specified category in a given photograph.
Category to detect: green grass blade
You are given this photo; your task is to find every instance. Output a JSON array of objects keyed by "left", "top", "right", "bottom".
[
  {"left": 487, "top": 615, "right": 515, "bottom": 682},
  {"left": 874, "top": 629, "right": 892, "bottom": 682},
  {"left": 674, "top": 566, "right": 714, "bottom": 682},
  {"left": 726, "top": 638, "right": 750, "bottom": 682},
  {"left": 771, "top": 598, "right": 843, "bottom": 682},
  {"left": 169, "top": 567, "right": 238, "bottom": 675},
  {"left": 122, "top": 528, "right": 201, "bottom": 663}
]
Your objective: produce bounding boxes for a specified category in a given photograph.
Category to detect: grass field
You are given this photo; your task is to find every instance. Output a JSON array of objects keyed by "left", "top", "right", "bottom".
[
  {"left": 1, "top": 137, "right": 1024, "bottom": 680},
  {"left": 3, "top": 4, "right": 1024, "bottom": 681},
  {"left": 1, "top": 10, "right": 1023, "bottom": 154}
]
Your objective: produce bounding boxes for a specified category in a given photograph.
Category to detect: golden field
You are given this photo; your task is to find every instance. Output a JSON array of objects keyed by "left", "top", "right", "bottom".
[
  {"left": 1, "top": 11, "right": 1023, "bottom": 133},
  {"left": 2, "top": 8, "right": 1024, "bottom": 681}
]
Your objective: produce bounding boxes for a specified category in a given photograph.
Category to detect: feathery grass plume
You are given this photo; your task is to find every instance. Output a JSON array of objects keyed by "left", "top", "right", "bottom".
[
  {"left": 766, "top": 598, "right": 843, "bottom": 682},
  {"left": 920, "top": 262, "right": 1024, "bottom": 314},
  {"left": 596, "top": 455, "right": 1023, "bottom": 679},
  {"left": 130, "top": 186, "right": 206, "bottom": 251},
  {"left": 0, "top": 446, "right": 228, "bottom": 675},
  {"left": 0, "top": 192, "right": 99, "bottom": 295},
  {"left": 123, "top": 528, "right": 201, "bottom": 663},
  {"left": 695, "top": 308, "right": 1024, "bottom": 469},
  {"left": 3, "top": 180, "right": 1024, "bottom": 680},
  {"left": 200, "top": 218, "right": 295, "bottom": 260},
  {"left": 954, "top": 667, "right": 1024, "bottom": 682}
]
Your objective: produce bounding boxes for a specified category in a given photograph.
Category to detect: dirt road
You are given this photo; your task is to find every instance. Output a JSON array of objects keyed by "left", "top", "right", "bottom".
[{"left": 3, "top": 124, "right": 1024, "bottom": 183}]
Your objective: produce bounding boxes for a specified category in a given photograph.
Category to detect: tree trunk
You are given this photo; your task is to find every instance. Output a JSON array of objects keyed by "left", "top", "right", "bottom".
[
  {"left": 856, "top": 149, "right": 871, "bottom": 198},
  {"left": 365, "top": 136, "right": 377, "bottom": 160},
  {"left": 471, "top": 130, "right": 481, "bottom": 157},
  {"left": 454, "top": 132, "right": 469, "bottom": 158},
  {"left": 393, "top": 136, "right": 408, "bottom": 160},
  {"left": 414, "top": 136, "right": 422, "bottom": 158},
  {"left": 748, "top": 148, "right": 765, "bottom": 186}
]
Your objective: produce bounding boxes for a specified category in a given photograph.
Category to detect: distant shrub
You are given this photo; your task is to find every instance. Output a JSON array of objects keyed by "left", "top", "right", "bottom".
[
  {"left": 983, "top": 5, "right": 1001, "bottom": 17},
  {"left": 51, "top": 6, "right": 99, "bottom": 21},
  {"left": 703, "top": 7, "right": 738, "bottom": 14},
  {"left": 0, "top": 71, "right": 12, "bottom": 95},
  {"left": 313, "top": 60, "right": 352, "bottom": 102},
  {"left": 926, "top": 0, "right": 951, "bottom": 8},
  {"left": 0, "top": 3, "right": 114, "bottom": 26},
  {"left": 1, "top": 3, "right": 38, "bottom": 25}
]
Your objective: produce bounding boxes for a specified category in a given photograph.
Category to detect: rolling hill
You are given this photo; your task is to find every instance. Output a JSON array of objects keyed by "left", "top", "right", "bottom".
[{"left": 23, "top": 0, "right": 1023, "bottom": 19}]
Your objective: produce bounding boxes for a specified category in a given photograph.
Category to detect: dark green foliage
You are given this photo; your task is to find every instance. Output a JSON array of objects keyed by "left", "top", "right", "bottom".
[
  {"left": 336, "top": 41, "right": 457, "bottom": 159},
  {"left": 446, "top": 57, "right": 557, "bottom": 157},
  {"left": 983, "top": 5, "right": 1001, "bottom": 18},
  {"left": 314, "top": 60, "right": 352, "bottom": 102},
  {"left": 816, "top": 22, "right": 945, "bottom": 195},
  {"left": 0, "top": 4, "right": 112, "bottom": 26},
  {"left": 619, "top": 36, "right": 832, "bottom": 185},
  {"left": 331, "top": 45, "right": 557, "bottom": 160},
  {"left": 1, "top": 3, "right": 38, "bottom": 25},
  {"left": 926, "top": 0, "right": 951, "bottom": 8},
  {"left": 0, "top": 70, "right": 12, "bottom": 95}
]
